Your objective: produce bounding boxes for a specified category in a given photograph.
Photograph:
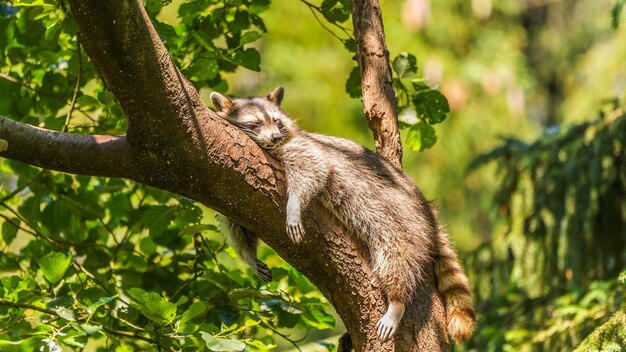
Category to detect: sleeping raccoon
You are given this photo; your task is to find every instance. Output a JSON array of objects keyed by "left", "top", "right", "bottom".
[{"left": 211, "top": 87, "right": 475, "bottom": 342}]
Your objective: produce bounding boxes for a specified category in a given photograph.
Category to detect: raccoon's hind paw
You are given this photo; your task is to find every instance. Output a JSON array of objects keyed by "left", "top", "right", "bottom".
[
  {"left": 286, "top": 221, "right": 305, "bottom": 244},
  {"left": 255, "top": 259, "right": 273, "bottom": 282},
  {"left": 376, "top": 314, "right": 398, "bottom": 341},
  {"left": 376, "top": 302, "right": 406, "bottom": 341}
]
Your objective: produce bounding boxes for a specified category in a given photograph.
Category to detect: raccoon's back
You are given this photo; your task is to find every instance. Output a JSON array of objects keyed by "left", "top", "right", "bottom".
[{"left": 307, "top": 133, "right": 436, "bottom": 240}]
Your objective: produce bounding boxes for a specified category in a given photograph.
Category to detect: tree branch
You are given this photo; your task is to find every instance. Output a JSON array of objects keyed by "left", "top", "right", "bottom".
[
  {"left": 0, "top": 115, "right": 134, "bottom": 179},
  {"left": 350, "top": 0, "right": 403, "bottom": 168},
  {"left": 68, "top": 0, "right": 210, "bottom": 154}
]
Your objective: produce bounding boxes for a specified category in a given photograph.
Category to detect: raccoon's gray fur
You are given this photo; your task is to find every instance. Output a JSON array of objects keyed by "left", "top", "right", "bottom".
[{"left": 211, "top": 87, "right": 475, "bottom": 342}]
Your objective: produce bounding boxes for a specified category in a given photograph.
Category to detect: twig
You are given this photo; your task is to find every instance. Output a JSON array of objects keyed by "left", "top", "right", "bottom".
[
  {"left": 0, "top": 73, "right": 64, "bottom": 101},
  {"left": 298, "top": 0, "right": 353, "bottom": 40},
  {"left": 101, "top": 326, "right": 158, "bottom": 345},
  {"left": 171, "top": 234, "right": 207, "bottom": 300},
  {"left": 0, "top": 213, "right": 38, "bottom": 238},
  {"left": 64, "top": 37, "right": 83, "bottom": 132},
  {"left": 0, "top": 300, "right": 57, "bottom": 315},
  {"left": 247, "top": 311, "right": 306, "bottom": 352},
  {"left": 0, "top": 204, "right": 59, "bottom": 248},
  {"left": 0, "top": 299, "right": 159, "bottom": 345},
  {"left": 198, "top": 232, "right": 224, "bottom": 274},
  {"left": 0, "top": 171, "right": 43, "bottom": 204}
]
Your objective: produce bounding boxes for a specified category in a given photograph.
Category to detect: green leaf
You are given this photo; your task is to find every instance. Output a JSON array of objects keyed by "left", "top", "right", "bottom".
[
  {"left": 345, "top": 66, "right": 361, "bottom": 98},
  {"left": 200, "top": 332, "right": 246, "bottom": 351},
  {"left": 39, "top": 252, "right": 72, "bottom": 284},
  {"left": 392, "top": 52, "right": 417, "bottom": 79},
  {"left": 2, "top": 220, "right": 19, "bottom": 244},
  {"left": 145, "top": 0, "right": 172, "bottom": 14},
  {"left": 180, "top": 301, "right": 206, "bottom": 323},
  {"left": 231, "top": 48, "right": 261, "bottom": 71},
  {"left": 139, "top": 237, "right": 156, "bottom": 256},
  {"left": 321, "top": 0, "right": 351, "bottom": 23},
  {"left": 411, "top": 88, "right": 449, "bottom": 124},
  {"left": 406, "top": 122, "right": 438, "bottom": 152},
  {"left": 143, "top": 205, "right": 177, "bottom": 236},
  {"left": 87, "top": 295, "right": 118, "bottom": 314},
  {"left": 76, "top": 95, "right": 100, "bottom": 109},
  {"left": 239, "top": 31, "right": 262, "bottom": 46},
  {"left": 289, "top": 270, "right": 317, "bottom": 294},
  {"left": 80, "top": 324, "right": 102, "bottom": 335},
  {"left": 97, "top": 91, "right": 115, "bottom": 105},
  {"left": 40, "top": 201, "right": 73, "bottom": 234},
  {"left": 0, "top": 139, "right": 7, "bottom": 152},
  {"left": 302, "top": 306, "right": 335, "bottom": 330},
  {"left": 44, "top": 20, "right": 62, "bottom": 44},
  {"left": 185, "top": 57, "right": 219, "bottom": 82},
  {"left": 128, "top": 288, "right": 177, "bottom": 323},
  {"left": 154, "top": 20, "right": 178, "bottom": 43},
  {"left": 55, "top": 306, "right": 76, "bottom": 321},
  {"left": 398, "top": 107, "right": 418, "bottom": 126},
  {"left": 245, "top": 339, "right": 277, "bottom": 350}
]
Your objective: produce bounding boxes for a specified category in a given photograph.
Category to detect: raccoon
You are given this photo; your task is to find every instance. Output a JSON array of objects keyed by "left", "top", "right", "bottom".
[{"left": 211, "top": 87, "right": 475, "bottom": 343}]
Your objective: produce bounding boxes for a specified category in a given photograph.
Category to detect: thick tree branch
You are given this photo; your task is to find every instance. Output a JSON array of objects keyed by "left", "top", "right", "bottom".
[
  {"left": 0, "top": 1, "right": 447, "bottom": 351},
  {"left": 350, "top": 0, "right": 403, "bottom": 168},
  {"left": 69, "top": 0, "right": 208, "bottom": 154},
  {"left": 0, "top": 115, "right": 133, "bottom": 179}
]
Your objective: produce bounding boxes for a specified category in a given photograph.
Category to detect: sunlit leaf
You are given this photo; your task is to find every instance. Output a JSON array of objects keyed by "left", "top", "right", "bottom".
[
  {"left": 39, "top": 252, "right": 72, "bottom": 284},
  {"left": 392, "top": 52, "right": 417, "bottom": 79},
  {"left": 200, "top": 332, "right": 246, "bottom": 351},
  {"left": 231, "top": 48, "right": 261, "bottom": 71},
  {"left": 406, "top": 122, "right": 438, "bottom": 152}
]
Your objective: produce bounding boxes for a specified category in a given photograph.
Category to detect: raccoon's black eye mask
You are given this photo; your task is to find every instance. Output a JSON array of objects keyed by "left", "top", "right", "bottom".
[{"left": 232, "top": 120, "right": 261, "bottom": 129}]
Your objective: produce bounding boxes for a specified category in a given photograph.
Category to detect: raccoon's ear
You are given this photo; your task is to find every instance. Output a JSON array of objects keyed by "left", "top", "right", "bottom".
[
  {"left": 210, "top": 92, "right": 234, "bottom": 112},
  {"left": 266, "top": 86, "right": 284, "bottom": 106}
]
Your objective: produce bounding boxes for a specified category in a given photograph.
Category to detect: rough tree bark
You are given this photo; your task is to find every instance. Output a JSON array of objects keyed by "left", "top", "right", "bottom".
[
  {"left": 0, "top": 1, "right": 448, "bottom": 351},
  {"left": 350, "top": 0, "right": 403, "bottom": 169}
]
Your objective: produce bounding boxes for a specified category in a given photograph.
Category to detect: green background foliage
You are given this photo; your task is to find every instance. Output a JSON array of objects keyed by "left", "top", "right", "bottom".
[{"left": 1, "top": 0, "right": 625, "bottom": 351}]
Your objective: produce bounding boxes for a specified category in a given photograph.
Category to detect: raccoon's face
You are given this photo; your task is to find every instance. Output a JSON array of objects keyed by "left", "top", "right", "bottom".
[{"left": 211, "top": 87, "right": 294, "bottom": 150}]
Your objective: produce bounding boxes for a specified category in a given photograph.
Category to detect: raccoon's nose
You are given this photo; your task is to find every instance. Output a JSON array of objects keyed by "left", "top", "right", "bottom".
[{"left": 270, "top": 133, "right": 282, "bottom": 143}]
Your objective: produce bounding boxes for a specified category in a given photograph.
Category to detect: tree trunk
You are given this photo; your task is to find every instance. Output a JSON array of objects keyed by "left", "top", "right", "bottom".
[
  {"left": 350, "top": 0, "right": 403, "bottom": 169},
  {"left": 0, "top": 1, "right": 448, "bottom": 350}
]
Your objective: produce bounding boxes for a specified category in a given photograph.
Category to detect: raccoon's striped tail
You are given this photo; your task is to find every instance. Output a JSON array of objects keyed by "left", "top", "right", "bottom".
[{"left": 433, "top": 224, "right": 476, "bottom": 343}]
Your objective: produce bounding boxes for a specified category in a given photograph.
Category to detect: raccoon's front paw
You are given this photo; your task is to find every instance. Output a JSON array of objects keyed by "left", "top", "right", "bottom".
[{"left": 286, "top": 221, "right": 305, "bottom": 244}]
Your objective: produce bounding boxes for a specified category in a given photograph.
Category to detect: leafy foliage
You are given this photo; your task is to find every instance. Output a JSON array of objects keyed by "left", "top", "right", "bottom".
[
  {"left": 155, "top": 0, "right": 271, "bottom": 90},
  {"left": 463, "top": 102, "right": 626, "bottom": 351},
  {"left": 297, "top": 1, "right": 450, "bottom": 151},
  {"left": 393, "top": 53, "right": 449, "bottom": 151},
  {"left": 0, "top": 169, "right": 335, "bottom": 350}
]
